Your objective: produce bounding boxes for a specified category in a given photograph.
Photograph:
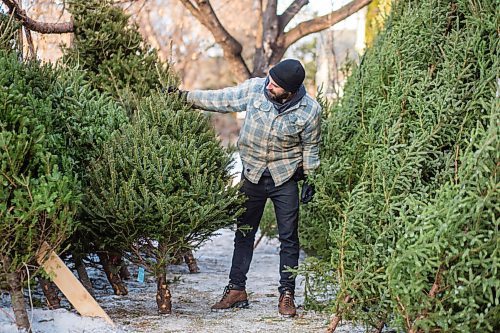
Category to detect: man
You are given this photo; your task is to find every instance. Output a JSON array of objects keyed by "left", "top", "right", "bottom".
[{"left": 180, "top": 59, "right": 321, "bottom": 317}]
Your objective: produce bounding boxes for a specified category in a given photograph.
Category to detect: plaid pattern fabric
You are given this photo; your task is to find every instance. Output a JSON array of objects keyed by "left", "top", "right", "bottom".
[{"left": 187, "top": 77, "right": 321, "bottom": 186}]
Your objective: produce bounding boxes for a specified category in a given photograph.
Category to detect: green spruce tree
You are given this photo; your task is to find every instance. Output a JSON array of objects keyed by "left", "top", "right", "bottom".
[
  {"left": 63, "top": 0, "right": 245, "bottom": 313},
  {"left": 299, "top": 1, "right": 498, "bottom": 332},
  {"left": 61, "top": 0, "right": 175, "bottom": 296},
  {"left": 84, "top": 93, "right": 244, "bottom": 313},
  {"left": 63, "top": 0, "right": 174, "bottom": 112},
  {"left": 0, "top": 52, "right": 78, "bottom": 331},
  {"left": 1, "top": 14, "right": 127, "bottom": 329}
]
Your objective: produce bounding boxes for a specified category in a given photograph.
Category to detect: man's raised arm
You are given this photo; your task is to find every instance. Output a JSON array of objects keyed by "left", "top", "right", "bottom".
[{"left": 185, "top": 79, "right": 254, "bottom": 113}]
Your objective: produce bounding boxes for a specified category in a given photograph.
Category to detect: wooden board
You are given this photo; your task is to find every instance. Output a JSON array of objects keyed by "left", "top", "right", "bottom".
[{"left": 37, "top": 242, "right": 114, "bottom": 326}]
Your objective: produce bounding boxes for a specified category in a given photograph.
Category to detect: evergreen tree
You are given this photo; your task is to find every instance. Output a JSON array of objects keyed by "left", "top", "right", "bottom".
[
  {"left": 62, "top": 0, "right": 245, "bottom": 313},
  {"left": 61, "top": 0, "right": 175, "bottom": 296},
  {"left": 1, "top": 15, "right": 127, "bottom": 329},
  {"left": 63, "top": 0, "right": 174, "bottom": 112},
  {"left": 0, "top": 51, "right": 78, "bottom": 331},
  {"left": 299, "top": 1, "right": 498, "bottom": 332},
  {"left": 84, "top": 93, "right": 244, "bottom": 313}
]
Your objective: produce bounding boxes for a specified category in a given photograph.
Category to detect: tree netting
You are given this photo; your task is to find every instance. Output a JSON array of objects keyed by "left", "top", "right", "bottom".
[{"left": 299, "top": 1, "right": 498, "bottom": 332}]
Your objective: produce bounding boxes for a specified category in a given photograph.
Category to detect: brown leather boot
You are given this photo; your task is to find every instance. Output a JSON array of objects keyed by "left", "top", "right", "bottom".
[
  {"left": 278, "top": 290, "right": 296, "bottom": 317},
  {"left": 211, "top": 285, "right": 249, "bottom": 311}
]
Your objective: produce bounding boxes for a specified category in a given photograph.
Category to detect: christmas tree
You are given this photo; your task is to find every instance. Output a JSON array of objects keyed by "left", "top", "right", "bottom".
[
  {"left": 300, "top": 0, "right": 498, "bottom": 332},
  {"left": 0, "top": 15, "right": 126, "bottom": 328},
  {"left": 63, "top": 0, "right": 244, "bottom": 313}
]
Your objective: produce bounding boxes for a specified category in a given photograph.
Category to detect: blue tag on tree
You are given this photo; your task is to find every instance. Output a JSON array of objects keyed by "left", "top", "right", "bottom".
[{"left": 137, "top": 267, "right": 145, "bottom": 283}]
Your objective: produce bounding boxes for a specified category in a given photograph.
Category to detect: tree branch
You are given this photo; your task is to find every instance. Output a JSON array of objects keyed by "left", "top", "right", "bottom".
[
  {"left": 327, "top": 295, "right": 352, "bottom": 333},
  {"left": 281, "top": 0, "right": 371, "bottom": 50},
  {"left": 277, "top": 0, "right": 309, "bottom": 32},
  {"left": 178, "top": 0, "right": 250, "bottom": 81},
  {"left": 2, "top": 0, "right": 73, "bottom": 34},
  {"left": 254, "top": 0, "right": 278, "bottom": 76}
]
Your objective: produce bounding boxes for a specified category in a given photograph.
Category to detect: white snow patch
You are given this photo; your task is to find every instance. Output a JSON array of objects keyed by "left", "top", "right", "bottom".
[
  {"left": 1, "top": 229, "right": 364, "bottom": 332},
  {"left": 0, "top": 308, "right": 117, "bottom": 333},
  {"left": 229, "top": 152, "right": 243, "bottom": 186}
]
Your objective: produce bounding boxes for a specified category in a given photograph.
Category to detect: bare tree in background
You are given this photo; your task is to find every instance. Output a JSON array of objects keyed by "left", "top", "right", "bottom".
[
  {"left": 123, "top": 0, "right": 325, "bottom": 88},
  {"left": 125, "top": 0, "right": 259, "bottom": 88},
  {"left": 178, "top": 0, "right": 372, "bottom": 81},
  {"left": 126, "top": 0, "right": 213, "bottom": 84},
  {"left": 2, "top": 0, "right": 372, "bottom": 82}
]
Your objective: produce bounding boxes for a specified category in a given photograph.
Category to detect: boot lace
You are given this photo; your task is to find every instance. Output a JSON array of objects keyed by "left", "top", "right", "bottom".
[
  {"left": 281, "top": 291, "right": 294, "bottom": 308},
  {"left": 220, "top": 285, "right": 231, "bottom": 301}
]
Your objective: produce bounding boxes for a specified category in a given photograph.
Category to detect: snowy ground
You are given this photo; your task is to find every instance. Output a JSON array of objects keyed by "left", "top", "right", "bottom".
[{"left": 0, "top": 229, "right": 366, "bottom": 333}]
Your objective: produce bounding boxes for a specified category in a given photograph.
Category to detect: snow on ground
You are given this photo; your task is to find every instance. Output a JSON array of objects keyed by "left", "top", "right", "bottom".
[{"left": 1, "top": 229, "right": 364, "bottom": 333}]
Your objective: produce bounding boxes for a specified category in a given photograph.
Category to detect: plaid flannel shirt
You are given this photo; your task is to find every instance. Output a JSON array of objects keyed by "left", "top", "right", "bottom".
[{"left": 187, "top": 77, "right": 321, "bottom": 186}]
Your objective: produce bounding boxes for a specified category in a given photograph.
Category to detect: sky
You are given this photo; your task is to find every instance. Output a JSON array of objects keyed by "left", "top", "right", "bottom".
[
  {"left": 280, "top": 0, "right": 355, "bottom": 15},
  {"left": 279, "top": 0, "right": 366, "bottom": 30}
]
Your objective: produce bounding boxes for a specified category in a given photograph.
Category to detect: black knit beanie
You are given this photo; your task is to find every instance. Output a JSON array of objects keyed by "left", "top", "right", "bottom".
[{"left": 269, "top": 59, "right": 305, "bottom": 93}]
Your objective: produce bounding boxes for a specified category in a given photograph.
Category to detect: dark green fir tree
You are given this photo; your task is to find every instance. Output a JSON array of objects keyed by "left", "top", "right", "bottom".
[
  {"left": 63, "top": 0, "right": 174, "bottom": 112},
  {"left": 299, "top": 1, "right": 498, "bottom": 332},
  {"left": 84, "top": 93, "right": 244, "bottom": 313},
  {"left": 63, "top": 0, "right": 245, "bottom": 313},
  {"left": 0, "top": 16, "right": 126, "bottom": 330}
]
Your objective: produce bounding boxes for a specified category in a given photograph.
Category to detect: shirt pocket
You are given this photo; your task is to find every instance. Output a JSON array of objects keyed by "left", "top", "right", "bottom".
[
  {"left": 249, "top": 99, "right": 271, "bottom": 124},
  {"left": 277, "top": 119, "right": 302, "bottom": 147}
]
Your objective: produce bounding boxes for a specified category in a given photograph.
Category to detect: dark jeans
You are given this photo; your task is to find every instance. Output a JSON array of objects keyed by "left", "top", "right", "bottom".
[{"left": 229, "top": 174, "right": 299, "bottom": 294}]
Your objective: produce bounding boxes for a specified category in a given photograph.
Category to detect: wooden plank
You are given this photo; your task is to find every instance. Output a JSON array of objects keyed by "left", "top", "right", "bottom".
[{"left": 37, "top": 242, "right": 115, "bottom": 326}]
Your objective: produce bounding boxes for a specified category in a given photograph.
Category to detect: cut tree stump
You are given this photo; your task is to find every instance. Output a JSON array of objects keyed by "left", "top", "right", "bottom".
[
  {"left": 97, "top": 251, "right": 128, "bottom": 296},
  {"left": 37, "top": 242, "right": 114, "bottom": 326},
  {"left": 183, "top": 250, "right": 200, "bottom": 273},
  {"left": 73, "top": 254, "right": 95, "bottom": 297}
]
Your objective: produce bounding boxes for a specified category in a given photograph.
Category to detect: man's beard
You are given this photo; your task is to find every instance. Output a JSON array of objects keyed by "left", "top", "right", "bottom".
[{"left": 268, "top": 90, "right": 292, "bottom": 103}]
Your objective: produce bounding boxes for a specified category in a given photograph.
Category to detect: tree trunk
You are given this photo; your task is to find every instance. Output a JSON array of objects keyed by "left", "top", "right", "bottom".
[
  {"left": 38, "top": 276, "right": 61, "bottom": 309},
  {"left": 155, "top": 270, "right": 172, "bottom": 314},
  {"left": 253, "top": 233, "right": 265, "bottom": 249},
  {"left": 326, "top": 295, "right": 352, "bottom": 333},
  {"left": 327, "top": 314, "right": 342, "bottom": 333},
  {"left": 98, "top": 252, "right": 128, "bottom": 296},
  {"left": 373, "top": 320, "right": 385, "bottom": 333},
  {"left": 73, "top": 253, "right": 95, "bottom": 297},
  {"left": 6, "top": 269, "right": 31, "bottom": 332},
  {"left": 183, "top": 250, "right": 199, "bottom": 274}
]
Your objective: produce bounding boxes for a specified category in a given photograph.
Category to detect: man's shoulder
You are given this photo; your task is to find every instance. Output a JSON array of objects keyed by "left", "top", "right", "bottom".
[
  {"left": 302, "top": 94, "right": 322, "bottom": 115},
  {"left": 245, "top": 77, "right": 266, "bottom": 91}
]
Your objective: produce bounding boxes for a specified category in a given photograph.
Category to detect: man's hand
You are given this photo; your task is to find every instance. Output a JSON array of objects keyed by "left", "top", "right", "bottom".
[
  {"left": 292, "top": 166, "right": 305, "bottom": 182},
  {"left": 301, "top": 181, "right": 315, "bottom": 204},
  {"left": 163, "top": 86, "right": 187, "bottom": 100}
]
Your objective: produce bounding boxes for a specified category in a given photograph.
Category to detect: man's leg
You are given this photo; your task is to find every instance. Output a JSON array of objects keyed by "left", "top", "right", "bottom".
[
  {"left": 269, "top": 178, "right": 300, "bottom": 294},
  {"left": 228, "top": 176, "right": 268, "bottom": 289}
]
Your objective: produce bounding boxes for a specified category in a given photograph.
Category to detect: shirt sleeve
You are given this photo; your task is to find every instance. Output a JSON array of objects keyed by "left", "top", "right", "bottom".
[
  {"left": 301, "top": 106, "right": 321, "bottom": 175},
  {"left": 186, "top": 79, "right": 253, "bottom": 113}
]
